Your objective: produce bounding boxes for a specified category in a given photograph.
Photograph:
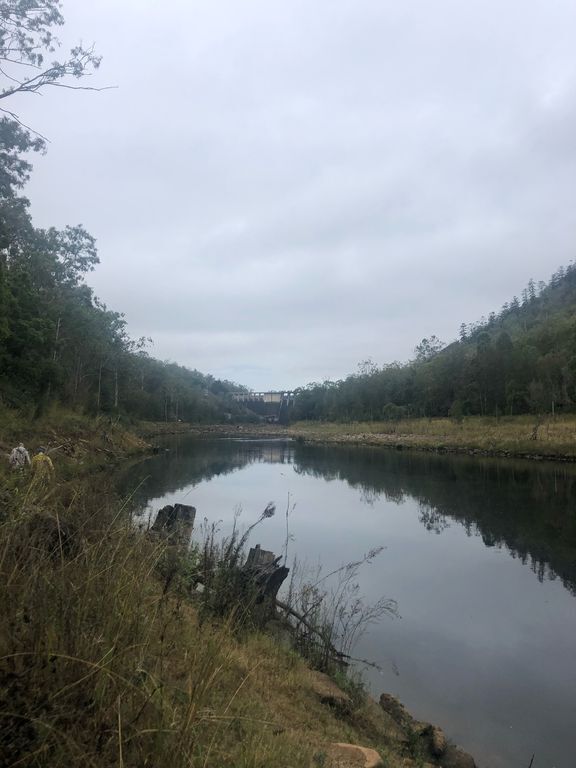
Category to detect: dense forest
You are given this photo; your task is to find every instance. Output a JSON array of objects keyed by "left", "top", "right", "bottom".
[
  {"left": 0, "top": 2, "right": 247, "bottom": 423},
  {"left": 293, "top": 265, "right": 576, "bottom": 421}
]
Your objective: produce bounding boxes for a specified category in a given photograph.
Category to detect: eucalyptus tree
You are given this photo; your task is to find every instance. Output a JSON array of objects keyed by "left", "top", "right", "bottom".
[{"left": 0, "top": 0, "right": 102, "bottom": 112}]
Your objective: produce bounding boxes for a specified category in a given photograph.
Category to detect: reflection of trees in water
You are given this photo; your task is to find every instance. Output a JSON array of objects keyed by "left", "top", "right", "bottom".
[
  {"left": 292, "top": 444, "right": 576, "bottom": 595},
  {"left": 418, "top": 503, "right": 451, "bottom": 534},
  {"left": 359, "top": 487, "right": 381, "bottom": 507},
  {"left": 117, "top": 437, "right": 576, "bottom": 595},
  {"left": 115, "top": 438, "right": 295, "bottom": 516}
]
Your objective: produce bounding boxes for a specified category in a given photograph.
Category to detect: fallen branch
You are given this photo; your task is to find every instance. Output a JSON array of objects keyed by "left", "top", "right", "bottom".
[
  {"left": 276, "top": 598, "right": 344, "bottom": 660},
  {"left": 275, "top": 598, "right": 385, "bottom": 671}
]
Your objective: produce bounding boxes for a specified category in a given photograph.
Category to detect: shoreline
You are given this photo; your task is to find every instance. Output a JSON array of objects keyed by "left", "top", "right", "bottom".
[
  {"left": 0, "top": 414, "right": 480, "bottom": 767},
  {"left": 138, "top": 417, "right": 576, "bottom": 464}
]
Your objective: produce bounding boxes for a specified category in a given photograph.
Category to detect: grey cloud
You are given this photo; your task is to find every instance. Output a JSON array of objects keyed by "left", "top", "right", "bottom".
[{"left": 18, "top": 0, "right": 576, "bottom": 389}]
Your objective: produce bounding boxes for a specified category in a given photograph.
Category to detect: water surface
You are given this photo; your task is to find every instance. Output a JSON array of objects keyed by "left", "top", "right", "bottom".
[{"left": 119, "top": 437, "right": 576, "bottom": 768}]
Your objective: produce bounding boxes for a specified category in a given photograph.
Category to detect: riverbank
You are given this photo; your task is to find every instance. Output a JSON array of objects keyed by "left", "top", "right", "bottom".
[
  {"left": 0, "top": 410, "right": 479, "bottom": 767},
  {"left": 0, "top": 467, "right": 476, "bottom": 768},
  {"left": 173, "top": 415, "right": 576, "bottom": 463},
  {"left": 4, "top": 410, "right": 557, "bottom": 767},
  {"left": 0, "top": 407, "right": 150, "bottom": 479}
]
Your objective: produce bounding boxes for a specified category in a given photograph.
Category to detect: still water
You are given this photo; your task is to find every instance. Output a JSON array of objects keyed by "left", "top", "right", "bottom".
[{"left": 119, "top": 437, "right": 576, "bottom": 768}]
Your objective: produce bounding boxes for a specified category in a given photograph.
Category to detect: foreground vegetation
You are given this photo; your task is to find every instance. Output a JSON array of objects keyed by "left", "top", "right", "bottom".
[{"left": 0, "top": 461, "right": 421, "bottom": 767}]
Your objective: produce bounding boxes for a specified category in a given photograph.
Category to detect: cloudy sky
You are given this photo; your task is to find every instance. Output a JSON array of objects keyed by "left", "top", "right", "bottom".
[{"left": 15, "top": 0, "right": 576, "bottom": 389}]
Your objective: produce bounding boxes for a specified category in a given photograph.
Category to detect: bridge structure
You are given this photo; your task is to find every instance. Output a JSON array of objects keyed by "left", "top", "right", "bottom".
[{"left": 232, "top": 391, "right": 296, "bottom": 422}]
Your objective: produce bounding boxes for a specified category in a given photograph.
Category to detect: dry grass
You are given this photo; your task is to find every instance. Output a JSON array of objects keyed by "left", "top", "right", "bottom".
[
  {"left": 288, "top": 415, "right": 576, "bottom": 459},
  {"left": 0, "top": 475, "right": 403, "bottom": 767},
  {"left": 0, "top": 405, "right": 149, "bottom": 480}
]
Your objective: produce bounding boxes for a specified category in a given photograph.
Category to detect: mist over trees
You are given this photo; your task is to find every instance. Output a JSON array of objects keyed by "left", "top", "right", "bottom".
[
  {"left": 0, "top": 1, "right": 244, "bottom": 422},
  {"left": 293, "top": 265, "right": 576, "bottom": 422}
]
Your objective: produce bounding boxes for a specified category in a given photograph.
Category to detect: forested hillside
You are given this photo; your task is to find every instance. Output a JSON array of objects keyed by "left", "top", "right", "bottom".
[
  {"left": 0, "top": 118, "right": 243, "bottom": 421},
  {"left": 294, "top": 265, "right": 576, "bottom": 421},
  {"left": 0, "top": 2, "right": 252, "bottom": 423}
]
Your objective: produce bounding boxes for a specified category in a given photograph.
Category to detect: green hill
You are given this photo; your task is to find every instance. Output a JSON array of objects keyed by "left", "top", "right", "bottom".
[{"left": 294, "top": 264, "right": 576, "bottom": 421}]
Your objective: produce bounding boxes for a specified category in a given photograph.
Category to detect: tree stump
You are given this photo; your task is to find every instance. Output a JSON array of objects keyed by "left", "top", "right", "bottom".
[{"left": 151, "top": 503, "right": 196, "bottom": 546}]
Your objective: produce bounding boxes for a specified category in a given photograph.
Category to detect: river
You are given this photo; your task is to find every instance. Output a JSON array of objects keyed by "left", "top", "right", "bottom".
[{"left": 118, "top": 436, "right": 576, "bottom": 768}]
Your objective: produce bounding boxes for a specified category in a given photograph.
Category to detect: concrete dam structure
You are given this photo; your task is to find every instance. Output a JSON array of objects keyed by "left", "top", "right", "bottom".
[{"left": 232, "top": 391, "right": 295, "bottom": 422}]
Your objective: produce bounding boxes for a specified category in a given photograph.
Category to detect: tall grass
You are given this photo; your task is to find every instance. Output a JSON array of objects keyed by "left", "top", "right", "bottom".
[
  {"left": 0, "top": 481, "right": 314, "bottom": 767},
  {"left": 192, "top": 504, "right": 280, "bottom": 625}
]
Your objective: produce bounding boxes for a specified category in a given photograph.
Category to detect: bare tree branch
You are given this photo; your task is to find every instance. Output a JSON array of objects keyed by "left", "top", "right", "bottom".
[{"left": 0, "top": 106, "right": 50, "bottom": 142}]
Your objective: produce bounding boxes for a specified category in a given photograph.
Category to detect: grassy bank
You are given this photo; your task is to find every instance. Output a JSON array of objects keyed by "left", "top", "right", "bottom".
[
  {"left": 284, "top": 415, "right": 576, "bottom": 461},
  {"left": 0, "top": 406, "right": 150, "bottom": 480},
  {"left": 0, "top": 471, "right": 420, "bottom": 767},
  {"left": 0, "top": 411, "right": 479, "bottom": 766}
]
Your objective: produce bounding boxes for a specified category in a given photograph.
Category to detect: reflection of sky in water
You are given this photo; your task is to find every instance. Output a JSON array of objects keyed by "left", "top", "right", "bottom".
[{"left": 124, "top": 440, "right": 576, "bottom": 768}]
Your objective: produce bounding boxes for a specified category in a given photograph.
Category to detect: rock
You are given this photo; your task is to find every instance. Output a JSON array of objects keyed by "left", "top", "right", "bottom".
[
  {"left": 378, "top": 693, "right": 476, "bottom": 767},
  {"left": 430, "top": 726, "right": 446, "bottom": 756},
  {"left": 420, "top": 724, "right": 447, "bottom": 757},
  {"left": 326, "top": 742, "right": 384, "bottom": 767},
  {"left": 441, "top": 745, "right": 477, "bottom": 768},
  {"left": 309, "top": 671, "right": 352, "bottom": 713},
  {"left": 378, "top": 692, "right": 411, "bottom": 728}
]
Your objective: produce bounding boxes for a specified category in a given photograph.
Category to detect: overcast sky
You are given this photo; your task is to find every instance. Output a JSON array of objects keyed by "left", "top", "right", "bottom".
[{"left": 14, "top": 0, "right": 576, "bottom": 390}]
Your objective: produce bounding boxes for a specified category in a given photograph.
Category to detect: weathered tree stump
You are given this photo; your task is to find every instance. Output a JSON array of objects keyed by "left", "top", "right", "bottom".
[
  {"left": 151, "top": 503, "right": 196, "bottom": 546},
  {"left": 244, "top": 544, "right": 289, "bottom": 620}
]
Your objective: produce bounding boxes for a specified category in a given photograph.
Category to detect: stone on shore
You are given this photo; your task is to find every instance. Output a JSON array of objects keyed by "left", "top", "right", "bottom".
[
  {"left": 378, "top": 693, "right": 412, "bottom": 729},
  {"left": 325, "top": 742, "right": 384, "bottom": 767},
  {"left": 378, "top": 692, "right": 477, "bottom": 768}
]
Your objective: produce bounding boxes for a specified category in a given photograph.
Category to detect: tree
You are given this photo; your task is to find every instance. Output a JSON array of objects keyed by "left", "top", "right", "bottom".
[
  {"left": 0, "top": 0, "right": 102, "bottom": 114},
  {"left": 414, "top": 335, "right": 445, "bottom": 362},
  {"left": 357, "top": 358, "right": 378, "bottom": 377}
]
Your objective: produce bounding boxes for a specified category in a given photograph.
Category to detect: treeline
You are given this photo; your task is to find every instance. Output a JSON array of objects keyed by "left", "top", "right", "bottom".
[
  {"left": 0, "top": 3, "right": 255, "bottom": 423},
  {"left": 293, "top": 265, "right": 576, "bottom": 421},
  {"left": 0, "top": 116, "right": 245, "bottom": 422}
]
